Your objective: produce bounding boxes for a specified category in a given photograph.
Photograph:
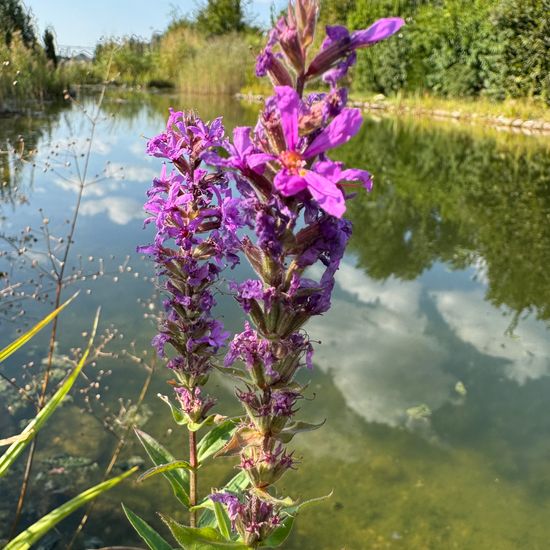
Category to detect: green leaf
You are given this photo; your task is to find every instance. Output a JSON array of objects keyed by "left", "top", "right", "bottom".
[
  {"left": 158, "top": 394, "right": 187, "bottom": 426},
  {"left": 223, "top": 470, "right": 250, "bottom": 493},
  {"left": 187, "top": 414, "right": 218, "bottom": 433},
  {"left": 259, "top": 492, "right": 333, "bottom": 548},
  {"left": 134, "top": 428, "right": 190, "bottom": 507},
  {"left": 250, "top": 488, "right": 295, "bottom": 507},
  {"left": 160, "top": 516, "right": 248, "bottom": 549},
  {"left": 283, "top": 491, "right": 333, "bottom": 516},
  {"left": 0, "top": 308, "right": 99, "bottom": 478},
  {"left": 122, "top": 503, "right": 172, "bottom": 550},
  {"left": 5, "top": 466, "right": 136, "bottom": 550},
  {"left": 157, "top": 394, "right": 218, "bottom": 432},
  {"left": 213, "top": 501, "right": 232, "bottom": 540},
  {"left": 0, "top": 292, "right": 78, "bottom": 365},
  {"left": 138, "top": 460, "right": 194, "bottom": 483},
  {"left": 197, "top": 417, "right": 240, "bottom": 463},
  {"left": 276, "top": 420, "right": 325, "bottom": 444},
  {"left": 261, "top": 515, "right": 295, "bottom": 548}
]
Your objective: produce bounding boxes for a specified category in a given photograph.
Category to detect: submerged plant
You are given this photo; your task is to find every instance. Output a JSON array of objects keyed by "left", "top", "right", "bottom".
[{"left": 129, "top": 2, "right": 403, "bottom": 548}]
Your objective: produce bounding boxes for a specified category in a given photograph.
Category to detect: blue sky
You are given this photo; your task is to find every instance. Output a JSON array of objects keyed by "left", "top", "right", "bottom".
[{"left": 25, "top": 0, "right": 285, "bottom": 49}]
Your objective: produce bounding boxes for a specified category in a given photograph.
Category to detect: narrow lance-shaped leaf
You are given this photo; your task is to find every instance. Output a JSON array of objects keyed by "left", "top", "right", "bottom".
[
  {"left": 260, "top": 515, "right": 295, "bottom": 548},
  {"left": 160, "top": 515, "right": 248, "bottom": 549},
  {"left": 5, "top": 466, "right": 137, "bottom": 550},
  {"left": 197, "top": 417, "right": 241, "bottom": 463},
  {"left": 158, "top": 393, "right": 187, "bottom": 426},
  {"left": 134, "top": 428, "right": 190, "bottom": 507},
  {"left": 138, "top": 460, "right": 194, "bottom": 484},
  {"left": 275, "top": 419, "right": 325, "bottom": 444},
  {"left": 213, "top": 501, "right": 232, "bottom": 540},
  {"left": 0, "top": 308, "right": 100, "bottom": 478},
  {"left": 0, "top": 292, "right": 78, "bottom": 365},
  {"left": 122, "top": 503, "right": 172, "bottom": 550},
  {"left": 260, "top": 492, "right": 333, "bottom": 548}
]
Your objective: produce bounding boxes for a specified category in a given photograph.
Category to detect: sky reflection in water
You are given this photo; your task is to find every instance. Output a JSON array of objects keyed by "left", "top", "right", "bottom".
[{"left": 1, "top": 92, "right": 550, "bottom": 549}]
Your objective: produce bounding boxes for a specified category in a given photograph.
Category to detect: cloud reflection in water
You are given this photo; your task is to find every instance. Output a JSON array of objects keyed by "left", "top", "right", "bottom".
[
  {"left": 309, "top": 261, "right": 453, "bottom": 428},
  {"left": 81, "top": 197, "right": 143, "bottom": 225}
]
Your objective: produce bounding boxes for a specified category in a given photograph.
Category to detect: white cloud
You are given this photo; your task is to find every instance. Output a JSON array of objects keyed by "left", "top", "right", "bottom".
[
  {"left": 52, "top": 177, "right": 123, "bottom": 197},
  {"left": 129, "top": 140, "right": 153, "bottom": 158},
  {"left": 308, "top": 262, "right": 453, "bottom": 428},
  {"left": 80, "top": 196, "right": 143, "bottom": 225},
  {"left": 104, "top": 162, "right": 157, "bottom": 183},
  {"left": 44, "top": 137, "right": 113, "bottom": 156},
  {"left": 432, "top": 289, "right": 550, "bottom": 384}
]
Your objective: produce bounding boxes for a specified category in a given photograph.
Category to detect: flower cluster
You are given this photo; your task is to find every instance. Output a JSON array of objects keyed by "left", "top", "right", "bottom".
[
  {"left": 204, "top": 1, "right": 404, "bottom": 544},
  {"left": 141, "top": 110, "right": 241, "bottom": 422},
  {"left": 140, "top": 1, "right": 403, "bottom": 545},
  {"left": 210, "top": 491, "right": 282, "bottom": 547}
]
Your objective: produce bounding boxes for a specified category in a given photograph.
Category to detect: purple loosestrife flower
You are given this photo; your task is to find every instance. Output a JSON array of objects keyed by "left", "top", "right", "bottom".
[
  {"left": 210, "top": 491, "right": 282, "bottom": 546},
  {"left": 255, "top": 0, "right": 318, "bottom": 84},
  {"left": 141, "top": 111, "right": 244, "bottom": 423},
  {"left": 199, "top": 2, "right": 400, "bottom": 545},
  {"left": 248, "top": 86, "right": 370, "bottom": 217},
  {"left": 307, "top": 17, "right": 405, "bottom": 84}
]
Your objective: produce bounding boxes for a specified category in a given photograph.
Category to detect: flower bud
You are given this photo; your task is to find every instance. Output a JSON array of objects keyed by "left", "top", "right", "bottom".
[{"left": 277, "top": 17, "right": 305, "bottom": 74}]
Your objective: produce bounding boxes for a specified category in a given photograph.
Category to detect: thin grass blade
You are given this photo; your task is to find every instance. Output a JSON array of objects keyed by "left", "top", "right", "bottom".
[
  {"left": 0, "top": 291, "right": 79, "bottom": 365},
  {"left": 4, "top": 466, "right": 137, "bottom": 550},
  {"left": 0, "top": 308, "right": 100, "bottom": 477}
]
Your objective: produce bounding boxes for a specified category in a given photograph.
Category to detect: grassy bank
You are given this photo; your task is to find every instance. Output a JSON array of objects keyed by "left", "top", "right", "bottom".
[
  {"left": 239, "top": 84, "right": 550, "bottom": 131},
  {"left": 350, "top": 93, "right": 550, "bottom": 125}
]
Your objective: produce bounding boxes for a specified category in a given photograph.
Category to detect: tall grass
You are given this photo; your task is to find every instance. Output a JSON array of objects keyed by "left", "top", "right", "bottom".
[
  {"left": 0, "top": 31, "right": 99, "bottom": 111},
  {"left": 0, "top": 32, "right": 63, "bottom": 109},
  {"left": 176, "top": 32, "right": 256, "bottom": 94},
  {"left": 93, "top": 28, "right": 259, "bottom": 94}
]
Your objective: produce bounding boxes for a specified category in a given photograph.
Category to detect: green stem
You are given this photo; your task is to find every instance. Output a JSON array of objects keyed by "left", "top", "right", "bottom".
[{"left": 189, "top": 428, "right": 197, "bottom": 527}]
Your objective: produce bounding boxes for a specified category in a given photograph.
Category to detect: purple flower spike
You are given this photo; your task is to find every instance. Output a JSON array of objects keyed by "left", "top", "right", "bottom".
[
  {"left": 143, "top": 5, "right": 401, "bottom": 546},
  {"left": 307, "top": 17, "right": 405, "bottom": 84}
]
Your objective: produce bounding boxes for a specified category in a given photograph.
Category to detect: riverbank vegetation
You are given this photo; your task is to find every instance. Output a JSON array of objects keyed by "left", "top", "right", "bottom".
[
  {"left": 322, "top": 0, "right": 549, "bottom": 104},
  {"left": 1, "top": 0, "right": 548, "bottom": 115},
  {"left": 0, "top": 0, "right": 94, "bottom": 111}
]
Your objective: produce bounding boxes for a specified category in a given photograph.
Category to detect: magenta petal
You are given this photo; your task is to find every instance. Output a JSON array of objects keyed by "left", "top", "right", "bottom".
[
  {"left": 322, "top": 25, "right": 351, "bottom": 49},
  {"left": 248, "top": 153, "right": 277, "bottom": 173},
  {"left": 340, "top": 168, "right": 373, "bottom": 191},
  {"left": 275, "top": 86, "right": 300, "bottom": 150},
  {"left": 233, "top": 126, "right": 252, "bottom": 156},
  {"left": 312, "top": 160, "right": 343, "bottom": 181},
  {"left": 303, "top": 170, "right": 346, "bottom": 218},
  {"left": 351, "top": 18, "right": 405, "bottom": 48},
  {"left": 201, "top": 151, "right": 231, "bottom": 167},
  {"left": 274, "top": 170, "right": 307, "bottom": 196},
  {"left": 305, "top": 109, "right": 363, "bottom": 159}
]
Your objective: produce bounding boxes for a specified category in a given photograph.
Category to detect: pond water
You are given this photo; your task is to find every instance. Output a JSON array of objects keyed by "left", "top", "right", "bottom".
[{"left": 1, "top": 92, "right": 550, "bottom": 549}]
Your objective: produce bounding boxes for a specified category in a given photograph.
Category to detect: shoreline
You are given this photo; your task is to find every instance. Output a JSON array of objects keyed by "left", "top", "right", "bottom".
[{"left": 236, "top": 92, "right": 550, "bottom": 136}]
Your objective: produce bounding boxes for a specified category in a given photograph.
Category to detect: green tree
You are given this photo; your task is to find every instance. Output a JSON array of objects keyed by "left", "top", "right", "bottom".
[
  {"left": 195, "top": 0, "right": 250, "bottom": 36},
  {"left": 43, "top": 26, "right": 57, "bottom": 68},
  {"left": 0, "top": 0, "right": 36, "bottom": 47},
  {"left": 486, "top": 0, "right": 550, "bottom": 102}
]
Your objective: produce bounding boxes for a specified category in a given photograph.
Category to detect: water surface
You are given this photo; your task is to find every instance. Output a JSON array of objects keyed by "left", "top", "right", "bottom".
[{"left": 1, "top": 92, "right": 550, "bottom": 549}]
